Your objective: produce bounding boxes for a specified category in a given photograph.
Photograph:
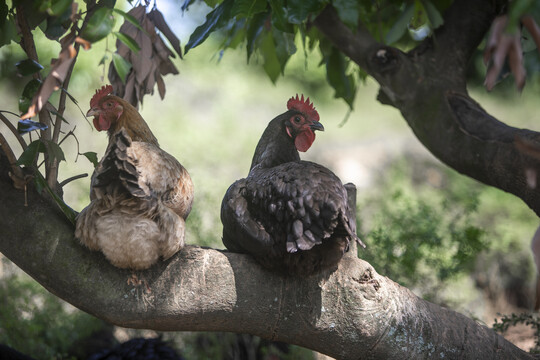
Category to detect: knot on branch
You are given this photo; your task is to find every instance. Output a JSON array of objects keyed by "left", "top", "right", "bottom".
[{"left": 370, "top": 47, "right": 401, "bottom": 74}]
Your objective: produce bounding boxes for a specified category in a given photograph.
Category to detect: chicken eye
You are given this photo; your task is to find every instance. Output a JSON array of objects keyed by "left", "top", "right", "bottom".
[{"left": 293, "top": 116, "right": 302, "bottom": 123}]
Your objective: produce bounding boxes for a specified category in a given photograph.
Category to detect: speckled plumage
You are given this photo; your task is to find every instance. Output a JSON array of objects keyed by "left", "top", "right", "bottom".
[
  {"left": 75, "top": 89, "right": 193, "bottom": 270},
  {"left": 221, "top": 96, "right": 364, "bottom": 276}
]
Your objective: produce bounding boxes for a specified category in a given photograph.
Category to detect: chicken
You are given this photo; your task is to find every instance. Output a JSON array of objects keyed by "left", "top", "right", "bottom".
[
  {"left": 221, "top": 95, "right": 365, "bottom": 276},
  {"left": 75, "top": 85, "right": 194, "bottom": 270}
]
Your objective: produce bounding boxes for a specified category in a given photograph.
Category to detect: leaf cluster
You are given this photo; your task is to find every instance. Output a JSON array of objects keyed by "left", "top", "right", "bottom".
[
  {"left": 0, "top": 273, "right": 104, "bottom": 359},
  {"left": 493, "top": 313, "right": 540, "bottom": 353},
  {"left": 183, "top": 0, "right": 448, "bottom": 108},
  {"left": 358, "top": 157, "right": 487, "bottom": 300}
]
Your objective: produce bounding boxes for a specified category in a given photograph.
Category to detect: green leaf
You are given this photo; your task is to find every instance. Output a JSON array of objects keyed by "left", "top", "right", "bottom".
[
  {"left": 17, "top": 140, "right": 47, "bottom": 167},
  {"left": 45, "top": 140, "right": 66, "bottom": 163},
  {"left": 273, "top": 28, "right": 296, "bottom": 72},
  {"left": 268, "top": 0, "right": 294, "bottom": 33},
  {"left": 231, "top": 0, "right": 267, "bottom": 19},
  {"left": 34, "top": 171, "right": 77, "bottom": 225},
  {"left": 112, "top": 53, "right": 132, "bottom": 83},
  {"left": 0, "top": 1, "right": 7, "bottom": 27},
  {"left": 333, "top": 0, "right": 359, "bottom": 28},
  {"left": 113, "top": 32, "right": 140, "bottom": 53},
  {"left": 19, "top": 79, "right": 41, "bottom": 114},
  {"left": 82, "top": 151, "right": 99, "bottom": 168},
  {"left": 246, "top": 12, "right": 268, "bottom": 61},
  {"left": 286, "top": 0, "right": 325, "bottom": 24},
  {"left": 17, "top": 119, "right": 48, "bottom": 134},
  {"left": 507, "top": 0, "right": 534, "bottom": 33},
  {"left": 113, "top": 8, "right": 146, "bottom": 33},
  {"left": 220, "top": 19, "right": 246, "bottom": 50},
  {"left": 326, "top": 47, "right": 356, "bottom": 108},
  {"left": 185, "top": 0, "right": 234, "bottom": 54},
  {"left": 385, "top": 3, "right": 415, "bottom": 44},
  {"left": 0, "top": 15, "right": 20, "bottom": 46},
  {"left": 80, "top": 7, "right": 115, "bottom": 43},
  {"left": 421, "top": 0, "right": 443, "bottom": 29},
  {"left": 15, "top": 59, "right": 44, "bottom": 77},
  {"left": 259, "top": 31, "right": 281, "bottom": 83},
  {"left": 43, "top": 0, "right": 73, "bottom": 17},
  {"left": 49, "top": 109, "right": 70, "bottom": 124}
]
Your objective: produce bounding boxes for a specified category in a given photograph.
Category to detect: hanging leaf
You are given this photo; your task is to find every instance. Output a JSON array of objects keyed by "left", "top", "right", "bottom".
[
  {"left": 18, "top": 79, "right": 41, "bottom": 114},
  {"left": 49, "top": 109, "right": 70, "bottom": 123},
  {"left": 185, "top": 0, "right": 234, "bottom": 54},
  {"left": 147, "top": 9, "right": 183, "bottom": 58},
  {"left": 82, "top": 151, "right": 99, "bottom": 168},
  {"left": 259, "top": 31, "right": 281, "bottom": 83},
  {"left": 113, "top": 8, "right": 146, "bottom": 33},
  {"left": 80, "top": 7, "right": 116, "bottom": 43},
  {"left": 45, "top": 140, "right": 66, "bottom": 163},
  {"left": 17, "top": 119, "right": 48, "bottom": 134},
  {"left": 286, "top": 0, "right": 325, "bottom": 24},
  {"left": 17, "top": 140, "right": 47, "bottom": 167},
  {"left": 421, "top": 0, "right": 444, "bottom": 29},
  {"left": 0, "top": 14, "right": 20, "bottom": 46},
  {"left": 326, "top": 47, "right": 356, "bottom": 108},
  {"left": 113, "top": 32, "right": 141, "bottom": 53},
  {"left": 385, "top": 3, "right": 415, "bottom": 44},
  {"left": 15, "top": 59, "right": 44, "bottom": 76},
  {"left": 231, "top": 0, "right": 267, "bottom": 19},
  {"left": 267, "top": 0, "right": 292, "bottom": 33},
  {"left": 246, "top": 12, "right": 268, "bottom": 61},
  {"left": 112, "top": 53, "right": 132, "bottom": 83},
  {"left": 333, "top": 0, "right": 359, "bottom": 28},
  {"left": 38, "top": 0, "right": 72, "bottom": 16}
]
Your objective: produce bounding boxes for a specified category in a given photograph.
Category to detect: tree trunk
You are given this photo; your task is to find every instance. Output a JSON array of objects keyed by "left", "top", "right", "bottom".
[
  {"left": 0, "top": 153, "right": 533, "bottom": 359},
  {"left": 315, "top": 0, "right": 540, "bottom": 216}
]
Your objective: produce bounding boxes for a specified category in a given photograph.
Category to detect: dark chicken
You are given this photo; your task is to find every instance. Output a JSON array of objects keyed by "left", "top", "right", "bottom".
[
  {"left": 75, "top": 85, "right": 194, "bottom": 270},
  {"left": 221, "top": 95, "right": 364, "bottom": 275}
]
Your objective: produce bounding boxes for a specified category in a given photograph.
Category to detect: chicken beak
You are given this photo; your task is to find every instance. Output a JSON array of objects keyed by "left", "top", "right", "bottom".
[
  {"left": 310, "top": 121, "right": 324, "bottom": 132},
  {"left": 86, "top": 107, "right": 99, "bottom": 117}
]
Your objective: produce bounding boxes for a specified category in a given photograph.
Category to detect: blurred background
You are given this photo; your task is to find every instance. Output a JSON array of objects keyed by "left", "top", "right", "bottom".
[{"left": 1, "top": 0, "right": 540, "bottom": 358}]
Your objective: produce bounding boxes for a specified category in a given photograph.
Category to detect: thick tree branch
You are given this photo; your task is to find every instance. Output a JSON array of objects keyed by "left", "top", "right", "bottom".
[
  {"left": 0, "top": 154, "right": 533, "bottom": 359},
  {"left": 315, "top": 0, "right": 540, "bottom": 216}
]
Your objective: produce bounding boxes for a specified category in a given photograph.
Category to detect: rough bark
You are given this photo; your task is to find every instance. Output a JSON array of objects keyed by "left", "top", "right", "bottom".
[
  {"left": 0, "top": 153, "right": 533, "bottom": 359},
  {"left": 315, "top": 0, "right": 540, "bottom": 216}
]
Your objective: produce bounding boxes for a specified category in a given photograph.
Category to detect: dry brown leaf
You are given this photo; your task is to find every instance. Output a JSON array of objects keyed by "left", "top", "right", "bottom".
[
  {"left": 156, "top": 73, "right": 166, "bottom": 99},
  {"left": 148, "top": 9, "right": 183, "bottom": 58},
  {"left": 483, "top": 15, "right": 532, "bottom": 92},
  {"left": 21, "top": 43, "right": 77, "bottom": 119},
  {"left": 108, "top": 4, "right": 179, "bottom": 108}
]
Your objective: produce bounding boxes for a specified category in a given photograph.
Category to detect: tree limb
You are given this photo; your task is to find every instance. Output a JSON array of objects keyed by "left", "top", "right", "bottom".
[
  {"left": 0, "top": 152, "right": 533, "bottom": 359},
  {"left": 315, "top": 0, "right": 540, "bottom": 216}
]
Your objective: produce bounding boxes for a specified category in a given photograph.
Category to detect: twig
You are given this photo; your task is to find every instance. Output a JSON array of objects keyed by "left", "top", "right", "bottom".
[
  {"left": 0, "top": 132, "right": 26, "bottom": 190},
  {"left": 59, "top": 173, "right": 88, "bottom": 188},
  {"left": 0, "top": 111, "right": 27, "bottom": 150}
]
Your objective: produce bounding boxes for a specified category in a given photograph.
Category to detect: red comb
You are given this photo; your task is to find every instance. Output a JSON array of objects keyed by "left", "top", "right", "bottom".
[
  {"left": 287, "top": 94, "right": 319, "bottom": 122},
  {"left": 90, "top": 85, "right": 114, "bottom": 108}
]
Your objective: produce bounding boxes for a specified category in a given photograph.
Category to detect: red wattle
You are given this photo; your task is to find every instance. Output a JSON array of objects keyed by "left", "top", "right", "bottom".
[
  {"left": 93, "top": 115, "right": 110, "bottom": 131},
  {"left": 295, "top": 130, "right": 315, "bottom": 152}
]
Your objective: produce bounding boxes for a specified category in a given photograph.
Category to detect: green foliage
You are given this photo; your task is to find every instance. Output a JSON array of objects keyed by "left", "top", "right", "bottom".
[
  {"left": 358, "top": 158, "right": 487, "bottom": 300},
  {"left": 80, "top": 7, "right": 116, "bottom": 43},
  {"left": 493, "top": 313, "right": 540, "bottom": 353},
  {"left": 0, "top": 273, "right": 104, "bottom": 359},
  {"left": 182, "top": 0, "right": 448, "bottom": 108}
]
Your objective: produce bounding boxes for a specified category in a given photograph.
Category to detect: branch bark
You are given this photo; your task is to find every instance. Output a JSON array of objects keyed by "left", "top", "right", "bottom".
[
  {"left": 0, "top": 152, "right": 533, "bottom": 359},
  {"left": 315, "top": 0, "right": 540, "bottom": 216}
]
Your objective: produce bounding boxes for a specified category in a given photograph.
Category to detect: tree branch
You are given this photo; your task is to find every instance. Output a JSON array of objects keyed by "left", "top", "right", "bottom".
[
  {"left": 0, "top": 153, "right": 533, "bottom": 359},
  {"left": 315, "top": 0, "right": 540, "bottom": 216}
]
